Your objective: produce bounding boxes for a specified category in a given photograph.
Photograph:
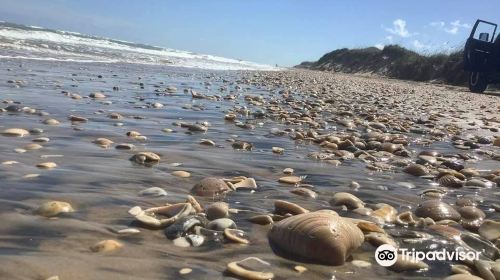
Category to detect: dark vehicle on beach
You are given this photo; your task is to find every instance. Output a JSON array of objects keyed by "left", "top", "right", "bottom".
[{"left": 464, "top": 19, "right": 500, "bottom": 93}]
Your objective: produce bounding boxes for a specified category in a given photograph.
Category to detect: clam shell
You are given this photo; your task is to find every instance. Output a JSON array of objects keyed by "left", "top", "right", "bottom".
[
  {"left": 438, "top": 175, "right": 464, "bottom": 188},
  {"left": 404, "top": 164, "right": 429, "bottom": 176},
  {"left": 371, "top": 203, "right": 397, "bottom": 223},
  {"left": 248, "top": 215, "right": 273, "bottom": 225},
  {"left": 2, "top": 128, "right": 29, "bottom": 137},
  {"left": 227, "top": 257, "right": 274, "bottom": 280},
  {"left": 329, "top": 192, "right": 364, "bottom": 209},
  {"left": 478, "top": 220, "right": 500, "bottom": 241},
  {"left": 274, "top": 200, "right": 309, "bottom": 215},
  {"left": 415, "top": 200, "right": 460, "bottom": 222},
  {"left": 268, "top": 210, "right": 364, "bottom": 265},
  {"left": 290, "top": 187, "right": 317, "bottom": 198}
]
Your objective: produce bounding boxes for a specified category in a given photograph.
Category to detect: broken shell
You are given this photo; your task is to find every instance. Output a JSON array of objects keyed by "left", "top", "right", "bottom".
[
  {"left": 206, "top": 202, "right": 229, "bottom": 220},
  {"left": 90, "top": 239, "right": 123, "bottom": 252},
  {"left": 224, "top": 228, "right": 249, "bottom": 244},
  {"left": 231, "top": 177, "right": 258, "bottom": 189},
  {"left": 415, "top": 200, "right": 461, "bottom": 222},
  {"left": 186, "top": 195, "right": 204, "bottom": 213},
  {"left": 371, "top": 204, "right": 397, "bottom": 223},
  {"left": 227, "top": 257, "right": 274, "bottom": 280},
  {"left": 274, "top": 200, "right": 309, "bottom": 215},
  {"left": 396, "top": 211, "right": 417, "bottom": 226},
  {"left": 268, "top": 210, "right": 364, "bottom": 265},
  {"left": 129, "top": 203, "right": 194, "bottom": 228},
  {"left": 191, "top": 177, "right": 231, "bottom": 197},
  {"left": 330, "top": 192, "right": 364, "bottom": 209},
  {"left": 36, "top": 201, "right": 74, "bottom": 217}
]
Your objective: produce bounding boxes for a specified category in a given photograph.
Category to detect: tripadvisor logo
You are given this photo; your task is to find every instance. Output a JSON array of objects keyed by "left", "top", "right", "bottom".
[{"left": 375, "top": 244, "right": 480, "bottom": 267}]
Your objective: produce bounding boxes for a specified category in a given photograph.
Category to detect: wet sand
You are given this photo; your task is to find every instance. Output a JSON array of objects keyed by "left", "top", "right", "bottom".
[{"left": 0, "top": 59, "right": 499, "bottom": 280}]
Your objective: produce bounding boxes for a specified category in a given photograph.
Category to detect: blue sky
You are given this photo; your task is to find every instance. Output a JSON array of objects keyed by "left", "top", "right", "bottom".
[{"left": 0, "top": 0, "right": 498, "bottom": 66}]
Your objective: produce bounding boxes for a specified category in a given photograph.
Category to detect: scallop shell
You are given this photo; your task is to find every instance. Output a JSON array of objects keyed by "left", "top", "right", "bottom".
[
  {"left": 268, "top": 210, "right": 364, "bottom": 265},
  {"left": 437, "top": 174, "right": 464, "bottom": 188},
  {"left": 415, "top": 200, "right": 460, "bottom": 222}
]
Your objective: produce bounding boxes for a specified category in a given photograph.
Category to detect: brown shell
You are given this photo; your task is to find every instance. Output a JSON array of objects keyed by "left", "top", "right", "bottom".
[
  {"left": 268, "top": 210, "right": 364, "bottom": 265},
  {"left": 415, "top": 200, "right": 460, "bottom": 222},
  {"left": 191, "top": 177, "right": 230, "bottom": 197},
  {"left": 437, "top": 175, "right": 464, "bottom": 188}
]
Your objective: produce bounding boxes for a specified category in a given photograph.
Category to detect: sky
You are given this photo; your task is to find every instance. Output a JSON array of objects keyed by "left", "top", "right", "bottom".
[{"left": 0, "top": 0, "right": 498, "bottom": 66}]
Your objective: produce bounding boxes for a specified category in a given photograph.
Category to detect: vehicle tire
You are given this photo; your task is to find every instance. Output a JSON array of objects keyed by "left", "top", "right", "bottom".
[{"left": 469, "top": 72, "right": 488, "bottom": 93}]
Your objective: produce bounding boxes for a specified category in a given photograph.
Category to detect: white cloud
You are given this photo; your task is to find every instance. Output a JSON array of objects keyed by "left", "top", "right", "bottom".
[
  {"left": 413, "top": 40, "right": 431, "bottom": 50},
  {"left": 385, "top": 19, "right": 415, "bottom": 38},
  {"left": 385, "top": 35, "right": 393, "bottom": 43},
  {"left": 430, "top": 20, "right": 471, "bottom": 35},
  {"left": 374, "top": 44, "right": 384, "bottom": 50}
]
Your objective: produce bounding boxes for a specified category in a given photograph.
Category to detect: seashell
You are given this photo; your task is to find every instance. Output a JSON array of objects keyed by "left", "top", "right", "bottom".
[
  {"left": 129, "top": 152, "right": 160, "bottom": 165},
  {"left": 381, "top": 142, "right": 399, "bottom": 153},
  {"left": 90, "top": 239, "right": 122, "bottom": 252},
  {"left": 478, "top": 220, "right": 500, "bottom": 241},
  {"left": 461, "top": 232, "right": 499, "bottom": 260},
  {"left": 274, "top": 200, "right": 309, "bottom": 215},
  {"left": 388, "top": 255, "right": 428, "bottom": 272},
  {"left": 232, "top": 177, "right": 257, "bottom": 189},
  {"left": 352, "top": 207, "right": 373, "bottom": 216},
  {"left": 294, "top": 265, "right": 307, "bottom": 273},
  {"left": 465, "top": 178, "right": 493, "bottom": 189},
  {"left": 191, "top": 177, "right": 230, "bottom": 197},
  {"left": 396, "top": 211, "right": 417, "bottom": 226},
  {"left": 2, "top": 128, "right": 29, "bottom": 137},
  {"left": 459, "top": 206, "right": 485, "bottom": 231},
  {"left": 36, "top": 162, "right": 57, "bottom": 169},
  {"left": 33, "top": 137, "right": 50, "bottom": 142},
  {"left": 224, "top": 228, "right": 249, "bottom": 244},
  {"left": 404, "top": 164, "right": 429, "bottom": 176},
  {"left": 227, "top": 257, "right": 274, "bottom": 280},
  {"left": 89, "top": 92, "right": 106, "bottom": 99},
  {"left": 165, "top": 215, "right": 207, "bottom": 239},
  {"left": 290, "top": 187, "right": 317, "bottom": 198},
  {"left": 199, "top": 139, "right": 215, "bottom": 146},
  {"left": 179, "top": 268, "right": 192, "bottom": 275},
  {"left": 248, "top": 215, "right": 273, "bottom": 225},
  {"left": 231, "top": 141, "right": 252, "bottom": 150},
  {"left": 186, "top": 195, "right": 203, "bottom": 213},
  {"left": 428, "top": 224, "right": 461, "bottom": 239},
  {"left": 43, "top": 118, "right": 60, "bottom": 125},
  {"left": 115, "top": 143, "right": 135, "bottom": 150},
  {"left": 443, "top": 275, "right": 484, "bottom": 280},
  {"left": 278, "top": 176, "right": 302, "bottom": 184},
  {"left": 474, "top": 260, "right": 500, "bottom": 280},
  {"left": 329, "top": 192, "right": 364, "bottom": 210},
  {"left": 186, "top": 234, "right": 204, "bottom": 247},
  {"left": 365, "top": 232, "right": 398, "bottom": 248},
  {"left": 36, "top": 201, "right": 74, "bottom": 217},
  {"left": 171, "top": 170, "right": 191, "bottom": 178},
  {"left": 24, "top": 143, "right": 42, "bottom": 150},
  {"left": 272, "top": 147, "right": 284, "bottom": 154},
  {"left": 357, "top": 221, "right": 385, "bottom": 233},
  {"left": 460, "top": 168, "right": 480, "bottom": 177},
  {"left": 138, "top": 187, "right": 167, "bottom": 197},
  {"left": 268, "top": 210, "right": 364, "bottom": 265},
  {"left": 415, "top": 200, "right": 460, "bottom": 222},
  {"left": 206, "top": 202, "right": 229, "bottom": 220},
  {"left": 283, "top": 168, "right": 294, "bottom": 174},
  {"left": 93, "top": 138, "right": 113, "bottom": 147},
  {"left": 371, "top": 204, "right": 397, "bottom": 223},
  {"left": 68, "top": 115, "right": 87, "bottom": 122},
  {"left": 438, "top": 175, "right": 464, "bottom": 188},
  {"left": 129, "top": 203, "right": 194, "bottom": 228},
  {"left": 207, "top": 218, "right": 236, "bottom": 231},
  {"left": 450, "top": 264, "right": 472, "bottom": 275}
]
